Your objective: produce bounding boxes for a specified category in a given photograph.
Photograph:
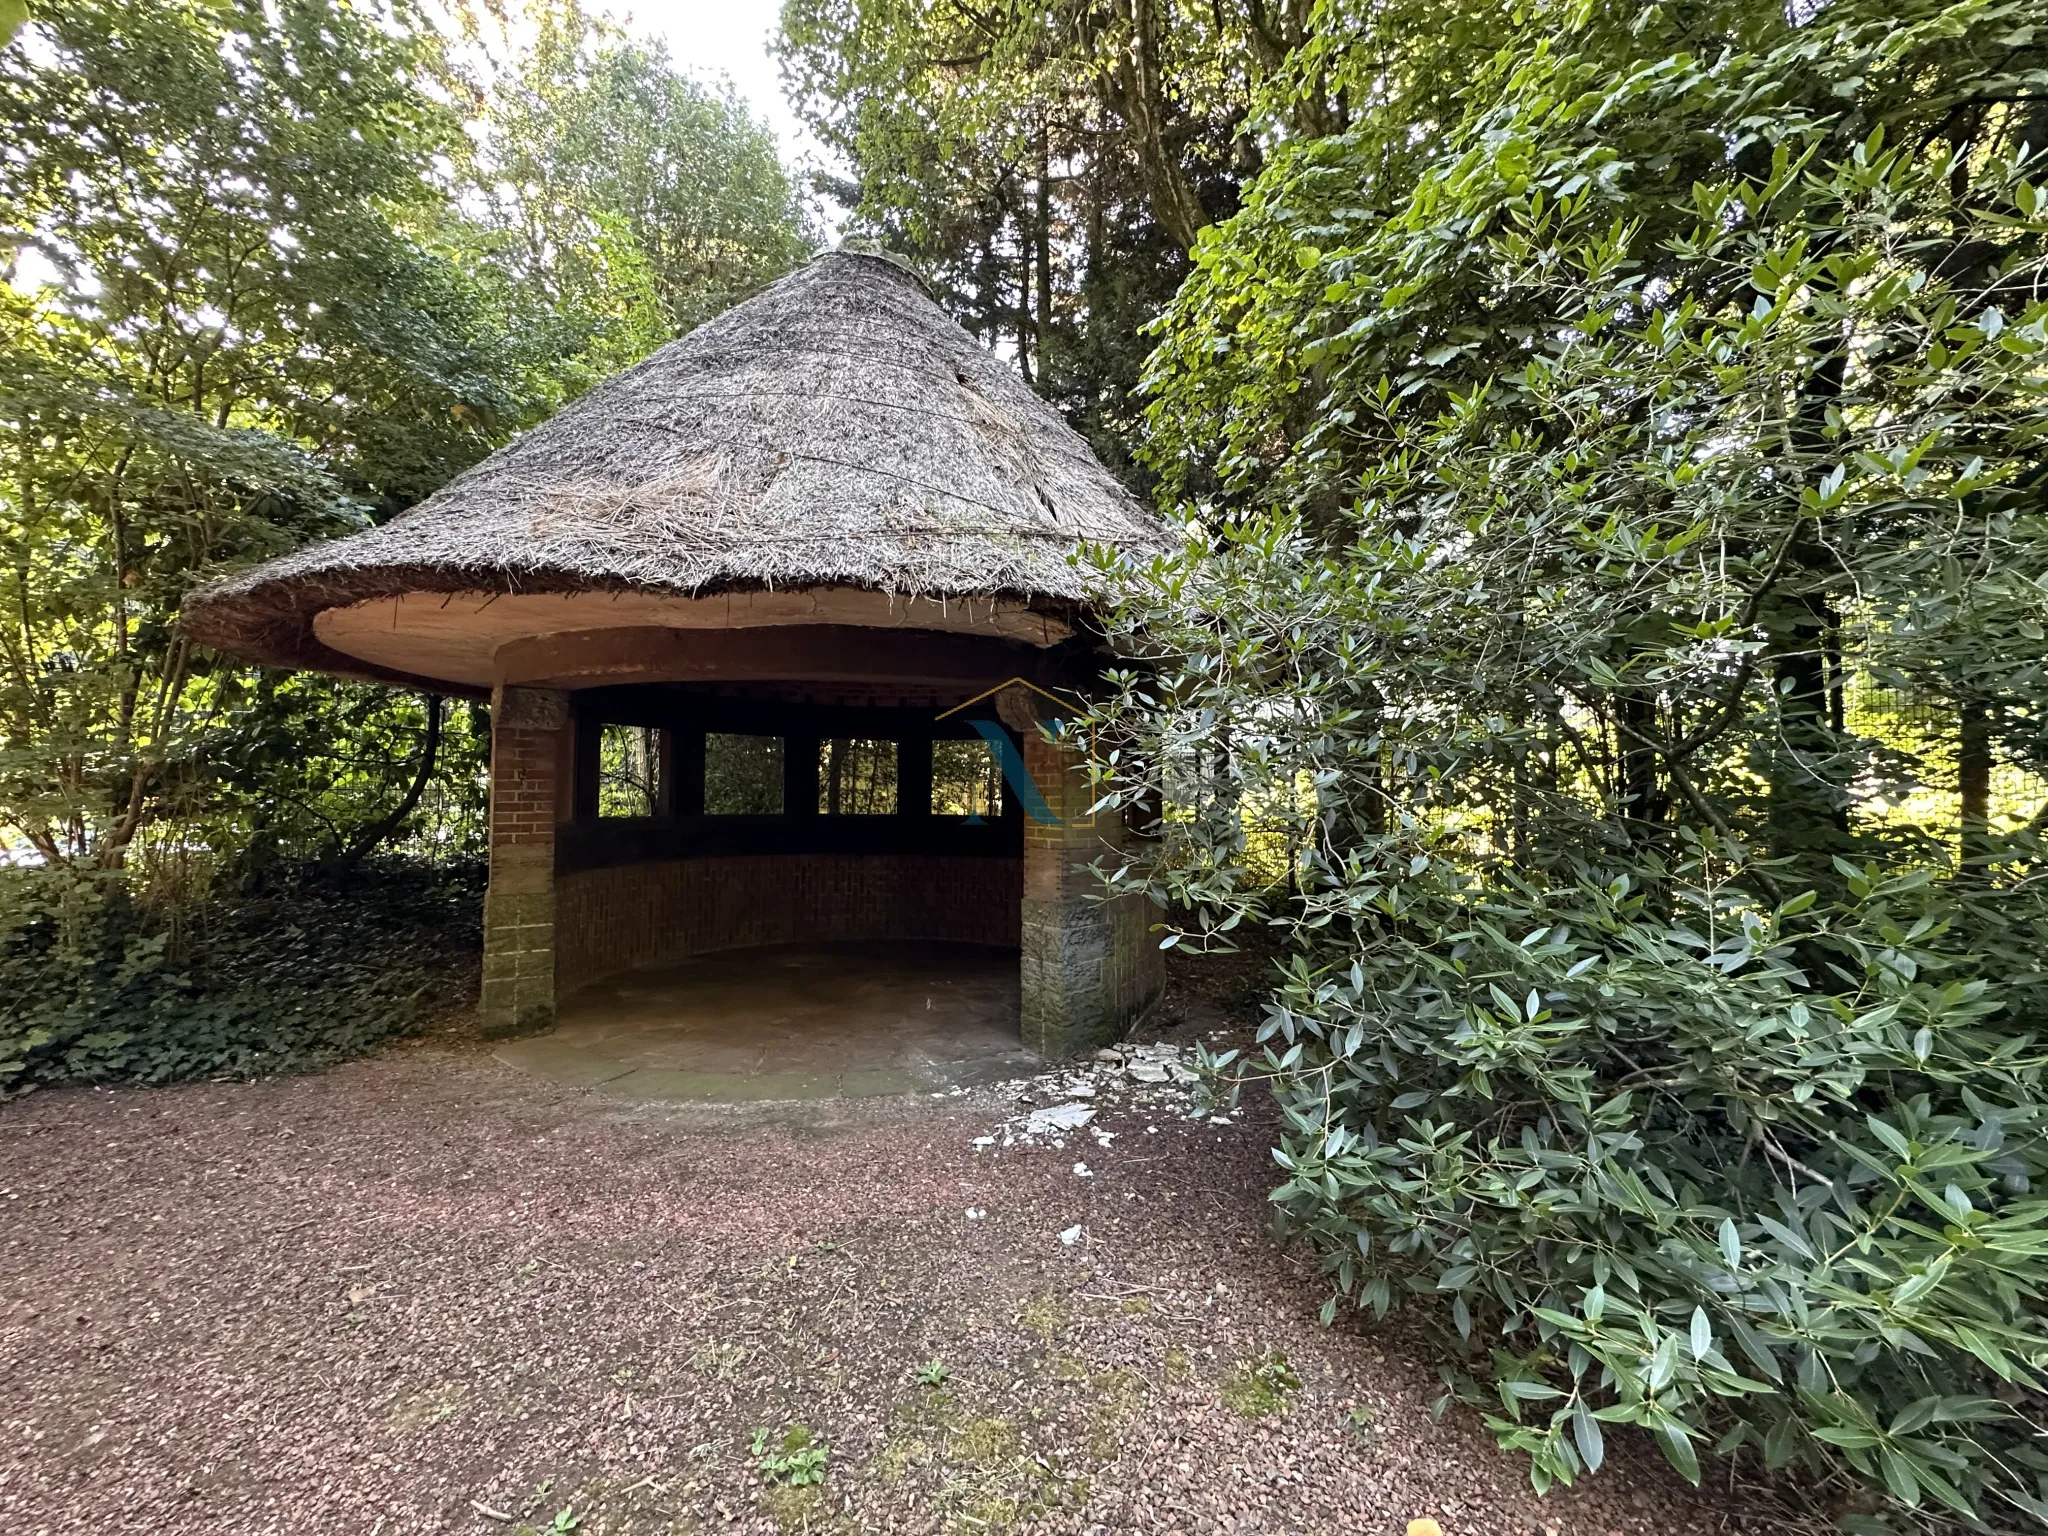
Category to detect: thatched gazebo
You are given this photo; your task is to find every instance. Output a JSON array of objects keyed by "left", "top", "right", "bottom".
[{"left": 181, "top": 250, "right": 1171, "bottom": 1060}]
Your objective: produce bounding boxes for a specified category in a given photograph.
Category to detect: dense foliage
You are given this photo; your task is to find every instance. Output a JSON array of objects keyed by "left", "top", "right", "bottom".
[
  {"left": 1, "top": 0, "right": 504, "bottom": 873},
  {"left": 778, "top": 0, "right": 1291, "bottom": 465},
  {"left": 1083, "top": 0, "right": 2048, "bottom": 1527},
  {"left": 0, "top": 0, "right": 808, "bottom": 1087},
  {"left": 778, "top": 0, "right": 1527, "bottom": 469},
  {"left": 0, "top": 857, "right": 481, "bottom": 1092},
  {"left": 471, "top": 6, "right": 813, "bottom": 388}
]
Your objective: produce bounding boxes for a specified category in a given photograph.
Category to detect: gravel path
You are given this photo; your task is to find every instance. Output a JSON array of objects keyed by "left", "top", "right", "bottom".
[{"left": 1, "top": 1034, "right": 1752, "bottom": 1536}]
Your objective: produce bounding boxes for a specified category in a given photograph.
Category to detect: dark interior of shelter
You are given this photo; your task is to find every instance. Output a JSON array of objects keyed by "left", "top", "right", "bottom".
[{"left": 553, "top": 686, "right": 1027, "bottom": 999}]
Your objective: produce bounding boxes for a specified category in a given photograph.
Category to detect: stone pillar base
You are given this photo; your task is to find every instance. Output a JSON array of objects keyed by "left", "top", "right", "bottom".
[
  {"left": 480, "top": 888, "right": 558, "bottom": 1039},
  {"left": 1015, "top": 704, "right": 1165, "bottom": 1059},
  {"left": 1020, "top": 890, "right": 1162, "bottom": 1058}
]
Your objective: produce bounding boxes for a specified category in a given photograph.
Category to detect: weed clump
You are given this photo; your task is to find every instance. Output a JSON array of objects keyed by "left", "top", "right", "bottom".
[
  {"left": 752, "top": 1423, "right": 829, "bottom": 1486},
  {"left": 1221, "top": 1351, "right": 1301, "bottom": 1418}
]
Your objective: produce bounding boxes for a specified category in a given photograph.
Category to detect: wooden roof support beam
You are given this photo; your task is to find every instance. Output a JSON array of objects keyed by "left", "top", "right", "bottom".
[{"left": 493, "top": 624, "right": 1069, "bottom": 691}]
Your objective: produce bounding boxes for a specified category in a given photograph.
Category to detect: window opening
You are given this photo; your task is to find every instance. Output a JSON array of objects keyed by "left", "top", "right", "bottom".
[
  {"left": 819, "top": 738, "right": 897, "bottom": 814},
  {"left": 704, "top": 733, "right": 784, "bottom": 815},
  {"left": 598, "top": 725, "right": 661, "bottom": 817},
  {"left": 931, "top": 736, "right": 1004, "bottom": 819}
]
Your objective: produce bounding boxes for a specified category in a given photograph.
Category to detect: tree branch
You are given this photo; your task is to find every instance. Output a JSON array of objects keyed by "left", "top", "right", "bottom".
[{"left": 336, "top": 694, "right": 444, "bottom": 871}]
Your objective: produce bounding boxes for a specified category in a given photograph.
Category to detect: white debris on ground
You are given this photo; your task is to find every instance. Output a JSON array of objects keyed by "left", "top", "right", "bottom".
[
  {"left": 975, "top": 1041, "right": 1217, "bottom": 1151},
  {"left": 1025, "top": 1100, "right": 1096, "bottom": 1136}
]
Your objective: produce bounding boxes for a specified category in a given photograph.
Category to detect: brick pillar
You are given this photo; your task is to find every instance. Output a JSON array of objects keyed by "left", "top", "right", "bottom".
[
  {"left": 481, "top": 685, "right": 570, "bottom": 1039},
  {"left": 1015, "top": 711, "right": 1166, "bottom": 1059}
]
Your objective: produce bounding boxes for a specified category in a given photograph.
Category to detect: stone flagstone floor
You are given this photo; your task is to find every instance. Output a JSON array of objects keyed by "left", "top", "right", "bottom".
[{"left": 495, "top": 940, "right": 1039, "bottom": 1100}]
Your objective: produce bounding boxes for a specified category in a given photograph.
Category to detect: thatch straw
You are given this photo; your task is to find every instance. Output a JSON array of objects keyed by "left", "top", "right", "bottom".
[{"left": 179, "top": 252, "right": 1171, "bottom": 684}]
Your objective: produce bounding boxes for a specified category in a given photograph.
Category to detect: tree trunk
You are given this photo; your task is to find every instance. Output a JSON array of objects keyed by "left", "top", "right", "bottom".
[
  {"left": 1105, "top": 0, "right": 1208, "bottom": 251},
  {"left": 1017, "top": 214, "right": 1034, "bottom": 385},
  {"left": 1960, "top": 699, "right": 1992, "bottom": 871},
  {"left": 1616, "top": 692, "right": 1666, "bottom": 837},
  {"left": 1035, "top": 120, "right": 1055, "bottom": 390},
  {"left": 98, "top": 634, "right": 192, "bottom": 870},
  {"left": 1765, "top": 336, "right": 1852, "bottom": 862},
  {"left": 337, "top": 694, "right": 443, "bottom": 871},
  {"left": 1763, "top": 589, "right": 1851, "bottom": 858}
]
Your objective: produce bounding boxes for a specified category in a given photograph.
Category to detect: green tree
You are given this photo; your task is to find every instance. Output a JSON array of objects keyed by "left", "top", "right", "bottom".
[
  {"left": 777, "top": 0, "right": 1522, "bottom": 469},
  {"left": 0, "top": 0, "right": 525, "bottom": 869},
  {"left": 778, "top": 0, "right": 1289, "bottom": 468},
  {"left": 1087, "top": 0, "right": 2048, "bottom": 1525},
  {"left": 0, "top": 0, "right": 812, "bottom": 873},
  {"left": 471, "top": 1, "right": 812, "bottom": 378}
]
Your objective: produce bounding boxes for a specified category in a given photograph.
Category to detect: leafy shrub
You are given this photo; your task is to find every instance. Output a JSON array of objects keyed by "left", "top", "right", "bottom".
[
  {"left": 1250, "top": 856, "right": 2048, "bottom": 1522},
  {"left": 1083, "top": 1, "right": 2048, "bottom": 1528},
  {"left": 0, "top": 857, "right": 481, "bottom": 1092}
]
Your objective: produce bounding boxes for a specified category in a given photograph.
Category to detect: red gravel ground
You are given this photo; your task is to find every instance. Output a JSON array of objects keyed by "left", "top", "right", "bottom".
[{"left": 1, "top": 1029, "right": 1766, "bottom": 1536}]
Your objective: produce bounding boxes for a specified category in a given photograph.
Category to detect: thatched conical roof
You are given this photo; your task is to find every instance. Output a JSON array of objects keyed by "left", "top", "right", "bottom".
[{"left": 179, "top": 250, "right": 1171, "bottom": 692}]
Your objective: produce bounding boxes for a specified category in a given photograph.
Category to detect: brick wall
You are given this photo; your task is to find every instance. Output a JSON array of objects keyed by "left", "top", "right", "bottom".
[
  {"left": 1018, "top": 727, "right": 1166, "bottom": 1058},
  {"left": 481, "top": 686, "right": 569, "bottom": 1038},
  {"left": 556, "top": 854, "right": 1023, "bottom": 996}
]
